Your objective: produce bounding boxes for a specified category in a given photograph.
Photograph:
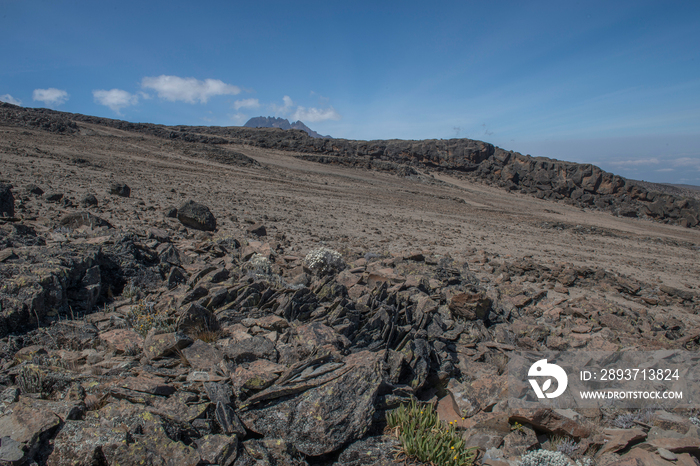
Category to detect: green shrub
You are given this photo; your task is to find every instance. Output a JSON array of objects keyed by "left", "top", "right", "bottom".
[{"left": 386, "top": 399, "right": 477, "bottom": 466}]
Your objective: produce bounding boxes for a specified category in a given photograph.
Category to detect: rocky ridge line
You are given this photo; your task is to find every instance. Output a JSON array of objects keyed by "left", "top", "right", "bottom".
[{"left": 1, "top": 102, "right": 698, "bottom": 229}]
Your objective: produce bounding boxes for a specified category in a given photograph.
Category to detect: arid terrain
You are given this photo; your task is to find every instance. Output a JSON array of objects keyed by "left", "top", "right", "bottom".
[{"left": 0, "top": 105, "right": 699, "bottom": 465}]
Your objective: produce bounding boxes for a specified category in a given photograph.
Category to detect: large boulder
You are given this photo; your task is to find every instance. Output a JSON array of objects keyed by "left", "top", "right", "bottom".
[
  {"left": 177, "top": 200, "right": 217, "bottom": 231},
  {"left": 239, "top": 352, "right": 383, "bottom": 456},
  {"left": 0, "top": 184, "right": 14, "bottom": 217}
]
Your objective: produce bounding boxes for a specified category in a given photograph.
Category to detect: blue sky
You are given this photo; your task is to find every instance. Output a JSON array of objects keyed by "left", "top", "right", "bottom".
[{"left": 2, "top": 1, "right": 699, "bottom": 184}]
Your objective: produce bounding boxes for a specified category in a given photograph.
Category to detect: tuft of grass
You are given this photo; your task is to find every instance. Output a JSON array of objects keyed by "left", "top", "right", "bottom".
[
  {"left": 84, "top": 393, "right": 109, "bottom": 411},
  {"left": 386, "top": 399, "right": 477, "bottom": 466},
  {"left": 192, "top": 329, "right": 225, "bottom": 343},
  {"left": 174, "top": 348, "right": 190, "bottom": 367}
]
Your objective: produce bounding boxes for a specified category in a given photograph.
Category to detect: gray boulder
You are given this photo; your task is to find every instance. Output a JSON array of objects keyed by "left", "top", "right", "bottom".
[
  {"left": 177, "top": 200, "right": 216, "bottom": 231},
  {"left": 239, "top": 355, "right": 383, "bottom": 456}
]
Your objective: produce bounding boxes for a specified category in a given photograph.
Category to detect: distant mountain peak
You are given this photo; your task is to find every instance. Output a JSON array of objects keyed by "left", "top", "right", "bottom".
[{"left": 243, "top": 116, "right": 331, "bottom": 139}]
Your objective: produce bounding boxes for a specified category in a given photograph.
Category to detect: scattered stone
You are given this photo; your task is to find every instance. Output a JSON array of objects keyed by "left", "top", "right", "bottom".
[
  {"left": 108, "top": 182, "right": 131, "bottom": 197},
  {"left": 246, "top": 223, "right": 267, "bottom": 237},
  {"left": 80, "top": 193, "right": 98, "bottom": 206},
  {"left": 25, "top": 184, "right": 43, "bottom": 196},
  {"left": 177, "top": 200, "right": 217, "bottom": 231},
  {"left": 59, "top": 211, "right": 113, "bottom": 229},
  {"left": 43, "top": 191, "right": 63, "bottom": 203}
]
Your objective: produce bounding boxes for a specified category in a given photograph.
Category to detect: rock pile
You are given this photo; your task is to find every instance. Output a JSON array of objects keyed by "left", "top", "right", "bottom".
[{"left": 0, "top": 179, "right": 698, "bottom": 466}]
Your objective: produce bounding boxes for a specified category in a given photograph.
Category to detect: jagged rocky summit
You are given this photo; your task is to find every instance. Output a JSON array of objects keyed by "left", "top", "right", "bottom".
[{"left": 244, "top": 116, "right": 331, "bottom": 139}]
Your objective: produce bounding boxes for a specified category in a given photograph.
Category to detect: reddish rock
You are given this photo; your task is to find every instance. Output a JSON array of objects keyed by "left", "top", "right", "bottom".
[
  {"left": 509, "top": 408, "right": 592, "bottom": 439},
  {"left": 596, "top": 428, "right": 647, "bottom": 457},
  {"left": 99, "top": 328, "right": 144, "bottom": 354},
  {"left": 143, "top": 331, "right": 193, "bottom": 360},
  {"left": 648, "top": 437, "right": 700, "bottom": 454},
  {"left": 448, "top": 292, "right": 491, "bottom": 320}
]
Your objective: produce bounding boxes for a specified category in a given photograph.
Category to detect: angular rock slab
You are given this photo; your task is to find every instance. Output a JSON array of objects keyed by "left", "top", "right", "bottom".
[
  {"left": 47, "top": 420, "right": 124, "bottom": 466},
  {"left": 335, "top": 435, "right": 402, "bottom": 466},
  {"left": 0, "top": 403, "right": 61, "bottom": 463},
  {"left": 143, "top": 331, "right": 193, "bottom": 360},
  {"left": 239, "top": 361, "right": 383, "bottom": 456}
]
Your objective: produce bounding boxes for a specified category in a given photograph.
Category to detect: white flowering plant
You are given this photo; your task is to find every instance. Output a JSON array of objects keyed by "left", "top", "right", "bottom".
[
  {"left": 519, "top": 450, "right": 574, "bottom": 466},
  {"left": 244, "top": 253, "right": 272, "bottom": 278},
  {"left": 303, "top": 247, "right": 345, "bottom": 275}
]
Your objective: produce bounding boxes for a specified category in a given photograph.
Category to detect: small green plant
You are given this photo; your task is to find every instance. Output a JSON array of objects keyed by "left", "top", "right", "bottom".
[
  {"left": 125, "top": 300, "right": 174, "bottom": 337},
  {"left": 511, "top": 421, "right": 525, "bottom": 432},
  {"left": 386, "top": 399, "right": 477, "bottom": 466}
]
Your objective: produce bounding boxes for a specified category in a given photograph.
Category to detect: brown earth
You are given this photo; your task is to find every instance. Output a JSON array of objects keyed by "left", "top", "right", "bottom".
[
  {"left": 1, "top": 121, "right": 698, "bottom": 299},
  {"left": 1, "top": 114, "right": 700, "bottom": 466}
]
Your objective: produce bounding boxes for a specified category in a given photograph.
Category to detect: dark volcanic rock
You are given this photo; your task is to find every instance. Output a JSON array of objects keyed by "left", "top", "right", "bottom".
[
  {"left": 239, "top": 353, "right": 383, "bottom": 456},
  {"left": 177, "top": 200, "right": 217, "bottom": 231},
  {"left": 0, "top": 184, "right": 14, "bottom": 218},
  {"left": 59, "top": 211, "right": 113, "bottom": 229},
  {"left": 26, "top": 184, "right": 44, "bottom": 196},
  {"left": 80, "top": 193, "right": 98, "bottom": 207},
  {"left": 43, "top": 192, "right": 64, "bottom": 203},
  {"left": 108, "top": 182, "right": 131, "bottom": 197}
]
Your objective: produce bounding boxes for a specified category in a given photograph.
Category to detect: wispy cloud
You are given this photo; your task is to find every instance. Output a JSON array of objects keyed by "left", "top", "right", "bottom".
[
  {"left": 270, "top": 95, "right": 294, "bottom": 115},
  {"left": 229, "top": 113, "right": 248, "bottom": 124},
  {"left": 0, "top": 94, "right": 21, "bottom": 105},
  {"left": 141, "top": 75, "right": 240, "bottom": 103},
  {"left": 669, "top": 157, "right": 700, "bottom": 168},
  {"left": 269, "top": 95, "right": 341, "bottom": 123},
  {"left": 32, "top": 88, "right": 69, "bottom": 106},
  {"left": 292, "top": 106, "right": 341, "bottom": 123},
  {"left": 607, "top": 158, "right": 660, "bottom": 167},
  {"left": 233, "top": 98, "right": 260, "bottom": 110},
  {"left": 93, "top": 89, "right": 138, "bottom": 114}
]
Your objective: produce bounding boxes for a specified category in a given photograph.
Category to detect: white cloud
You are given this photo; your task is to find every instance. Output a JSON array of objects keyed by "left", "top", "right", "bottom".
[
  {"left": 32, "top": 88, "right": 69, "bottom": 106},
  {"left": 141, "top": 75, "right": 240, "bottom": 103},
  {"left": 0, "top": 94, "right": 21, "bottom": 105},
  {"left": 670, "top": 157, "right": 700, "bottom": 168},
  {"left": 270, "top": 95, "right": 294, "bottom": 115},
  {"left": 230, "top": 113, "right": 248, "bottom": 124},
  {"left": 93, "top": 89, "right": 138, "bottom": 114},
  {"left": 233, "top": 98, "right": 260, "bottom": 110},
  {"left": 607, "top": 158, "right": 660, "bottom": 167},
  {"left": 292, "top": 106, "right": 341, "bottom": 123},
  {"left": 656, "top": 168, "right": 674, "bottom": 172}
]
